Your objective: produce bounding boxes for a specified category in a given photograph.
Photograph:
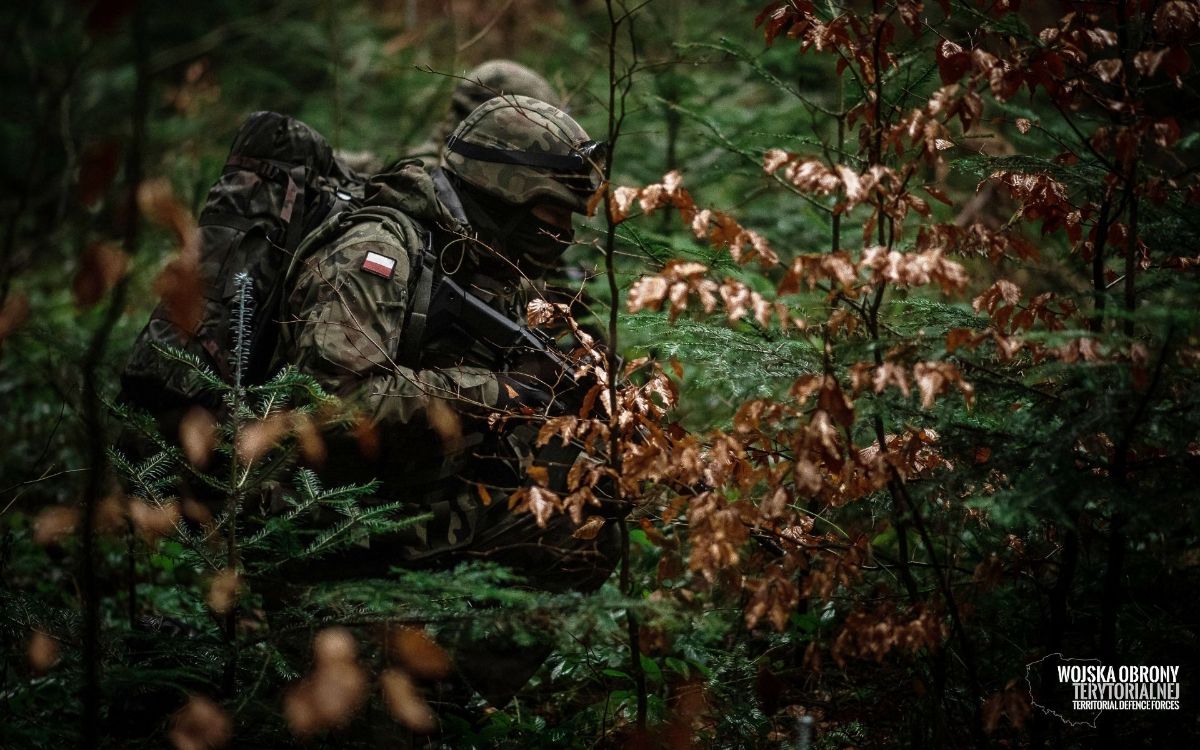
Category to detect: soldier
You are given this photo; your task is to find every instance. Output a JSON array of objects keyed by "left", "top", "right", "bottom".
[
  {"left": 275, "top": 95, "right": 617, "bottom": 706},
  {"left": 337, "top": 59, "right": 560, "bottom": 175}
]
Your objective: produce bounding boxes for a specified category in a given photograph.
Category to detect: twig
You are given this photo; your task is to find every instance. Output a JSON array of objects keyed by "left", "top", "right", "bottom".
[
  {"left": 79, "top": 7, "right": 149, "bottom": 747},
  {"left": 603, "top": 0, "right": 647, "bottom": 731}
]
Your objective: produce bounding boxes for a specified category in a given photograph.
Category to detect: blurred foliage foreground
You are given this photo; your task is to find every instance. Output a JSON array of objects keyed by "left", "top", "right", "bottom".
[{"left": 3, "top": 0, "right": 1200, "bottom": 748}]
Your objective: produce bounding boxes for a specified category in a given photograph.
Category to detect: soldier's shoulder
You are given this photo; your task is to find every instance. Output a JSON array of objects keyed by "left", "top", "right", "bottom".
[{"left": 295, "top": 208, "right": 421, "bottom": 285}]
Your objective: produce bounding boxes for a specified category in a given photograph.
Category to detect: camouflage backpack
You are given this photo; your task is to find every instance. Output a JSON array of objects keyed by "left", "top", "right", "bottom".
[{"left": 121, "top": 111, "right": 361, "bottom": 413}]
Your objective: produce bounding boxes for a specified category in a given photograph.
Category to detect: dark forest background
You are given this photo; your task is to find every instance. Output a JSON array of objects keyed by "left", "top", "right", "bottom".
[{"left": 2, "top": 0, "right": 1199, "bottom": 748}]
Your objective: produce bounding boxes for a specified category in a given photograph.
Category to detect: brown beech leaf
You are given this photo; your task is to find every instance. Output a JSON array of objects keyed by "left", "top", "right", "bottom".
[
  {"left": 1154, "top": 1, "right": 1200, "bottom": 46},
  {"left": 169, "top": 695, "right": 232, "bottom": 750},
  {"left": 610, "top": 186, "right": 640, "bottom": 222},
  {"left": 182, "top": 497, "right": 214, "bottom": 527},
  {"left": 314, "top": 627, "right": 358, "bottom": 666},
  {"left": 28, "top": 631, "right": 61, "bottom": 675},
  {"left": 1091, "top": 58, "right": 1123, "bottom": 84},
  {"left": 0, "top": 292, "right": 30, "bottom": 345},
  {"left": 129, "top": 500, "right": 181, "bottom": 542},
  {"left": 33, "top": 506, "right": 80, "bottom": 547},
  {"left": 381, "top": 669, "right": 437, "bottom": 734},
  {"left": 476, "top": 483, "right": 492, "bottom": 506},
  {"left": 913, "top": 362, "right": 975, "bottom": 409},
  {"left": 284, "top": 665, "right": 367, "bottom": 737},
  {"left": 351, "top": 414, "right": 380, "bottom": 460},
  {"left": 237, "top": 414, "right": 290, "bottom": 463},
  {"left": 946, "top": 328, "right": 980, "bottom": 354},
  {"left": 285, "top": 628, "right": 368, "bottom": 737},
  {"left": 818, "top": 376, "right": 855, "bottom": 429},
  {"left": 153, "top": 253, "right": 205, "bottom": 334},
  {"left": 387, "top": 626, "right": 451, "bottom": 681},
  {"left": 509, "top": 486, "right": 561, "bottom": 527},
  {"left": 96, "top": 494, "right": 128, "bottom": 536},
  {"left": 922, "top": 185, "right": 953, "bottom": 206},
  {"left": 206, "top": 570, "right": 240, "bottom": 615},
  {"left": 291, "top": 413, "right": 326, "bottom": 466},
  {"left": 73, "top": 242, "right": 130, "bottom": 310},
  {"left": 585, "top": 182, "right": 606, "bottom": 218},
  {"left": 1161, "top": 46, "right": 1192, "bottom": 82},
  {"left": 973, "top": 280, "right": 1021, "bottom": 315},
  {"left": 179, "top": 407, "right": 219, "bottom": 468},
  {"left": 526, "top": 298, "right": 570, "bottom": 329},
  {"left": 138, "top": 178, "right": 198, "bottom": 249},
  {"left": 527, "top": 465, "right": 549, "bottom": 486},
  {"left": 936, "top": 40, "right": 971, "bottom": 84},
  {"left": 572, "top": 514, "right": 607, "bottom": 540},
  {"left": 78, "top": 138, "right": 122, "bottom": 207},
  {"left": 1134, "top": 48, "right": 1168, "bottom": 78},
  {"left": 426, "top": 397, "right": 462, "bottom": 445}
]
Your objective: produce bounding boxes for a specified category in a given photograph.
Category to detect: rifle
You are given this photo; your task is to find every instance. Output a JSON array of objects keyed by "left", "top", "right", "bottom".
[
  {"left": 423, "top": 267, "right": 635, "bottom": 516},
  {"left": 424, "top": 270, "right": 589, "bottom": 411}
]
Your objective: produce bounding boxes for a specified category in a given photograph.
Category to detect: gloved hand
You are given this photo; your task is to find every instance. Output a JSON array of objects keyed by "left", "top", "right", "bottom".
[{"left": 495, "top": 371, "right": 555, "bottom": 412}]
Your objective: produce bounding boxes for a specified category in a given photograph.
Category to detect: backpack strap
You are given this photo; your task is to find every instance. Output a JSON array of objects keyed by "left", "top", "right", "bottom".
[
  {"left": 198, "top": 213, "right": 260, "bottom": 233},
  {"left": 402, "top": 233, "right": 436, "bottom": 365},
  {"left": 282, "top": 165, "right": 308, "bottom": 250}
]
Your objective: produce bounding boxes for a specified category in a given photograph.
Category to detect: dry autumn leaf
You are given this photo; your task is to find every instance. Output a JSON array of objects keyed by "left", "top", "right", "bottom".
[
  {"left": 476, "top": 483, "right": 492, "bottom": 506},
  {"left": 72, "top": 242, "right": 129, "bottom": 310},
  {"left": 138, "top": 178, "right": 199, "bottom": 250},
  {"left": 207, "top": 569, "right": 240, "bottom": 615},
  {"left": 571, "top": 514, "right": 606, "bottom": 540},
  {"left": 291, "top": 412, "right": 326, "bottom": 466},
  {"left": 179, "top": 407, "right": 219, "bottom": 468},
  {"left": 381, "top": 669, "right": 436, "bottom": 734},
  {"left": 387, "top": 626, "right": 451, "bottom": 681},
  {"left": 526, "top": 298, "right": 569, "bottom": 328},
  {"left": 508, "top": 485, "right": 561, "bottom": 527},
  {"left": 0, "top": 292, "right": 30, "bottom": 346},
  {"left": 77, "top": 138, "right": 122, "bottom": 207},
  {"left": 181, "top": 497, "right": 215, "bottom": 527},
  {"left": 169, "top": 695, "right": 232, "bottom": 750},
  {"left": 27, "top": 630, "right": 60, "bottom": 675},
  {"left": 314, "top": 628, "right": 357, "bottom": 666},
  {"left": 128, "top": 500, "right": 181, "bottom": 542},
  {"left": 426, "top": 397, "right": 463, "bottom": 445},
  {"left": 285, "top": 628, "right": 368, "bottom": 737},
  {"left": 351, "top": 414, "right": 380, "bottom": 459},
  {"left": 154, "top": 253, "right": 205, "bottom": 333},
  {"left": 526, "top": 465, "right": 549, "bottom": 486},
  {"left": 237, "top": 414, "right": 290, "bottom": 463},
  {"left": 96, "top": 494, "right": 128, "bottom": 536},
  {"left": 33, "top": 506, "right": 79, "bottom": 547}
]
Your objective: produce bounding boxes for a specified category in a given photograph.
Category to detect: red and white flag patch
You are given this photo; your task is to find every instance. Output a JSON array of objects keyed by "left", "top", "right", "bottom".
[{"left": 361, "top": 251, "right": 396, "bottom": 279}]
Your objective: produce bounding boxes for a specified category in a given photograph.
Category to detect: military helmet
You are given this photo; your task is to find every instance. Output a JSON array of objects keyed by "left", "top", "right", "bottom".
[
  {"left": 443, "top": 94, "right": 606, "bottom": 213},
  {"left": 450, "top": 60, "right": 560, "bottom": 122}
]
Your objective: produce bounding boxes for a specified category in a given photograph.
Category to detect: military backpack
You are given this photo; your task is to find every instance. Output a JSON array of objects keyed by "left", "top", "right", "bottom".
[{"left": 120, "top": 111, "right": 362, "bottom": 413}]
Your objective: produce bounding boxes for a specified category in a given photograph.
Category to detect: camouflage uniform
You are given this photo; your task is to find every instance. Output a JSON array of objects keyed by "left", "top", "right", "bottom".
[
  {"left": 280, "top": 97, "right": 616, "bottom": 708},
  {"left": 278, "top": 97, "right": 617, "bottom": 595}
]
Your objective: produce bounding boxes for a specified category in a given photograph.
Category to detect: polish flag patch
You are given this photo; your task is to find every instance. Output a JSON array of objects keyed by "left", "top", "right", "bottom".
[{"left": 361, "top": 251, "right": 396, "bottom": 279}]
